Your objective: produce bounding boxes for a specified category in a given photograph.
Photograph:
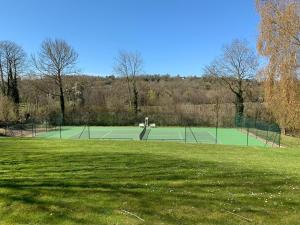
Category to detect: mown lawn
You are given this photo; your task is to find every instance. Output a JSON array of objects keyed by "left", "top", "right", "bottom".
[{"left": 0, "top": 138, "right": 299, "bottom": 225}]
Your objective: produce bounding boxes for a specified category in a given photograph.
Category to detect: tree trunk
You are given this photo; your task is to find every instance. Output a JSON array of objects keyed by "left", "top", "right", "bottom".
[
  {"left": 133, "top": 81, "right": 138, "bottom": 116},
  {"left": 58, "top": 74, "right": 65, "bottom": 125},
  {"left": 12, "top": 62, "right": 20, "bottom": 105},
  {"left": 235, "top": 91, "right": 244, "bottom": 123},
  {"left": 235, "top": 78, "right": 244, "bottom": 118},
  {"left": 0, "top": 62, "right": 5, "bottom": 95},
  {"left": 59, "top": 85, "right": 65, "bottom": 125},
  {"left": 126, "top": 75, "right": 132, "bottom": 109},
  {"left": 7, "top": 63, "right": 13, "bottom": 98}
]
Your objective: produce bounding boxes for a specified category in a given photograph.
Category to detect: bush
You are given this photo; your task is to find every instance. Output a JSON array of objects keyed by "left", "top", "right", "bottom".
[{"left": 0, "top": 96, "right": 17, "bottom": 123}]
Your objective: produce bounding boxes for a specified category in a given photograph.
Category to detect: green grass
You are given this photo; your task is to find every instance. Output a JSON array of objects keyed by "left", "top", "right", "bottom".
[
  {"left": 281, "top": 135, "right": 300, "bottom": 148},
  {"left": 0, "top": 138, "right": 299, "bottom": 225}
]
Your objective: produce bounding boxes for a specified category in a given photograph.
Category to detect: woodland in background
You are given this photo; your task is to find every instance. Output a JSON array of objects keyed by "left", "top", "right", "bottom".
[
  {"left": 1, "top": 38, "right": 270, "bottom": 129},
  {"left": 17, "top": 75, "right": 267, "bottom": 127},
  {"left": 0, "top": 47, "right": 295, "bottom": 132}
]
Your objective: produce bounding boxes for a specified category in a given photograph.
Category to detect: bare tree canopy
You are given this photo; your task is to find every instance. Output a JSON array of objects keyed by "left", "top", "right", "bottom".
[
  {"left": 114, "top": 50, "right": 143, "bottom": 78},
  {"left": 114, "top": 50, "right": 143, "bottom": 115},
  {"left": 0, "top": 41, "right": 26, "bottom": 104},
  {"left": 205, "top": 39, "right": 258, "bottom": 117},
  {"left": 32, "top": 39, "right": 78, "bottom": 123},
  {"left": 33, "top": 39, "right": 78, "bottom": 77}
]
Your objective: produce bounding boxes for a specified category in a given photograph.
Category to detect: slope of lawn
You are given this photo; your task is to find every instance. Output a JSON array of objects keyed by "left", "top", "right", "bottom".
[
  {"left": 281, "top": 135, "right": 300, "bottom": 148},
  {"left": 0, "top": 138, "right": 299, "bottom": 225}
]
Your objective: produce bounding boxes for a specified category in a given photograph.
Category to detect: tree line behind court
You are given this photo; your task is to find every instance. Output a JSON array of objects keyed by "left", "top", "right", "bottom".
[{"left": 18, "top": 74, "right": 266, "bottom": 127}]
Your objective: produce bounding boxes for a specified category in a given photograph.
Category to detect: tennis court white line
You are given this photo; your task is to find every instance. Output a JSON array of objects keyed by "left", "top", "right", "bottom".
[
  {"left": 101, "top": 131, "right": 113, "bottom": 138},
  {"left": 207, "top": 131, "right": 221, "bottom": 144}
]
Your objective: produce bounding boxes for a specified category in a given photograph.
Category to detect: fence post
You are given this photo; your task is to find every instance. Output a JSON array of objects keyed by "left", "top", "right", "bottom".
[
  {"left": 185, "top": 126, "right": 187, "bottom": 144},
  {"left": 60, "top": 123, "right": 62, "bottom": 139},
  {"left": 265, "top": 125, "right": 270, "bottom": 146},
  {"left": 247, "top": 127, "right": 249, "bottom": 146},
  {"left": 21, "top": 122, "right": 23, "bottom": 137},
  {"left": 254, "top": 117, "right": 258, "bottom": 139},
  {"left": 215, "top": 126, "right": 218, "bottom": 144},
  {"left": 88, "top": 112, "right": 91, "bottom": 140},
  {"left": 214, "top": 98, "right": 220, "bottom": 144},
  {"left": 215, "top": 112, "right": 218, "bottom": 144},
  {"left": 32, "top": 123, "right": 34, "bottom": 137},
  {"left": 35, "top": 122, "right": 37, "bottom": 136}
]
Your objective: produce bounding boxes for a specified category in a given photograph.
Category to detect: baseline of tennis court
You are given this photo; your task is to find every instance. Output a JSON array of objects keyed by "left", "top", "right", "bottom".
[{"left": 37, "top": 126, "right": 268, "bottom": 147}]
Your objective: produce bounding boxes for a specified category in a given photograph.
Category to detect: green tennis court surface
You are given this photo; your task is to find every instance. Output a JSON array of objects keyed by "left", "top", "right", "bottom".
[
  {"left": 38, "top": 126, "right": 142, "bottom": 140},
  {"left": 37, "top": 126, "right": 269, "bottom": 147}
]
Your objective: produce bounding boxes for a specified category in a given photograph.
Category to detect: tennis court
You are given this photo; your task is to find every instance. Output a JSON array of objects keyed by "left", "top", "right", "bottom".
[{"left": 37, "top": 126, "right": 269, "bottom": 147}]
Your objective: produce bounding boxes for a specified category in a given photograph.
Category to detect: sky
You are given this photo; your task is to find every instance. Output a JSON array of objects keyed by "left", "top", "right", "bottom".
[{"left": 0, "top": 0, "right": 260, "bottom": 76}]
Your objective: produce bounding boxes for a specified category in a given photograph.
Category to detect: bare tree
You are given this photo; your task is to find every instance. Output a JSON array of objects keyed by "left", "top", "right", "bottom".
[
  {"left": 205, "top": 39, "right": 258, "bottom": 118},
  {"left": 114, "top": 50, "right": 143, "bottom": 115},
  {"left": 32, "top": 39, "right": 78, "bottom": 123},
  {"left": 0, "top": 41, "right": 26, "bottom": 104}
]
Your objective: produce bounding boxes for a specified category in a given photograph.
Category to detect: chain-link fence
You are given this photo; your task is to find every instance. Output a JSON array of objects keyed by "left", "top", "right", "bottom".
[
  {"left": 235, "top": 115, "right": 281, "bottom": 147},
  {"left": 1, "top": 112, "right": 281, "bottom": 147}
]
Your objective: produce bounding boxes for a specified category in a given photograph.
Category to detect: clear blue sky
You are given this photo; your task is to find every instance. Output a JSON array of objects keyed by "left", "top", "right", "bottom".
[{"left": 0, "top": 0, "right": 259, "bottom": 76}]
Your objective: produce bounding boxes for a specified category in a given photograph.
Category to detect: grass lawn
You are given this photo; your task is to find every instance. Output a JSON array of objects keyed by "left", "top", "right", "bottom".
[
  {"left": 281, "top": 135, "right": 300, "bottom": 148},
  {"left": 0, "top": 138, "right": 299, "bottom": 225}
]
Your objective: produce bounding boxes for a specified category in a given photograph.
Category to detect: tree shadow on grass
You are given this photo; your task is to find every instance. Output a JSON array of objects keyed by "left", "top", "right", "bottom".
[{"left": 0, "top": 151, "right": 299, "bottom": 224}]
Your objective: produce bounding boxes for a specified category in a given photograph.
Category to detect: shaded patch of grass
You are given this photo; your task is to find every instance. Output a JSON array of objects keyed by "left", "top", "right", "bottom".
[{"left": 0, "top": 138, "right": 299, "bottom": 224}]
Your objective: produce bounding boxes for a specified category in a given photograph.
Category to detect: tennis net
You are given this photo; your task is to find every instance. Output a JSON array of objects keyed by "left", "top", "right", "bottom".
[
  {"left": 139, "top": 126, "right": 147, "bottom": 140},
  {"left": 139, "top": 126, "right": 151, "bottom": 140}
]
